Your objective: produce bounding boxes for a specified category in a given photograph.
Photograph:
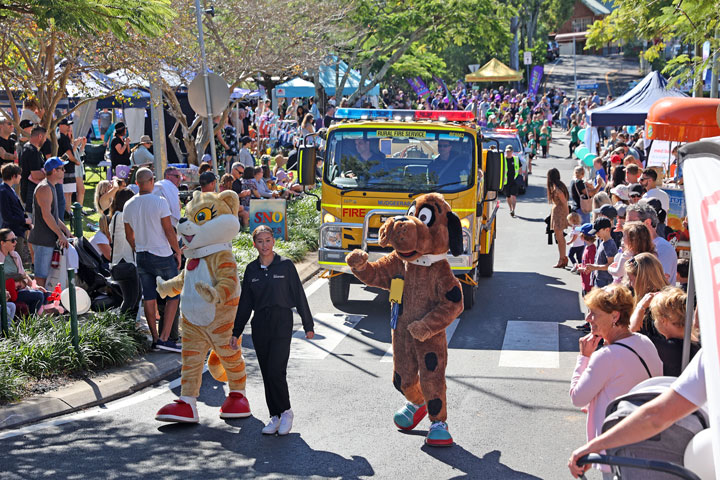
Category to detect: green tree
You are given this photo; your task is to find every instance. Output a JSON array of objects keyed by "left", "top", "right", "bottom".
[
  {"left": 0, "top": 2, "right": 174, "bottom": 152},
  {"left": 333, "top": 0, "right": 510, "bottom": 103},
  {"left": 586, "top": 0, "right": 719, "bottom": 90},
  {"left": 0, "top": 0, "right": 173, "bottom": 39}
]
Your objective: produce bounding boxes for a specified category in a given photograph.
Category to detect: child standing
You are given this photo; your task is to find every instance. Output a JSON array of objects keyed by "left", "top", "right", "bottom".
[
  {"left": 527, "top": 132, "right": 537, "bottom": 165},
  {"left": 576, "top": 225, "right": 597, "bottom": 332},
  {"left": 566, "top": 212, "right": 585, "bottom": 270},
  {"left": 539, "top": 124, "right": 549, "bottom": 158}
]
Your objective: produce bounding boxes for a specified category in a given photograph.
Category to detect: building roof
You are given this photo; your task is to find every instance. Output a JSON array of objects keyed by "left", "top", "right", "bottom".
[{"left": 581, "top": 0, "right": 611, "bottom": 15}]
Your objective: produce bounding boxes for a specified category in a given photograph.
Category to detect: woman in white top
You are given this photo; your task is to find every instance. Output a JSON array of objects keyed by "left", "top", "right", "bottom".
[
  {"left": 90, "top": 214, "right": 111, "bottom": 261},
  {"left": 109, "top": 188, "right": 136, "bottom": 266},
  {"left": 569, "top": 284, "right": 662, "bottom": 477}
]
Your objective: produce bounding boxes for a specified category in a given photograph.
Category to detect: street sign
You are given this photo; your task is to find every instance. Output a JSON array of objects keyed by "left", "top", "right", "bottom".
[
  {"left": 523, "top": 52, "right": 532, "bottom": 65},
  {"left": 576, "top": 80, "right": 599, "bottom": 90},
  {"left": 188, "top": 72, "right": 230, "bottom": 117}
]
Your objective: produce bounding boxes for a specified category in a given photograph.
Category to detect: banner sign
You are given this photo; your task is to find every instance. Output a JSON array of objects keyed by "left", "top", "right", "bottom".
[
  {"left": 647, "top": 140, "right": 673, "bottom": 169},
  {"left": 683, "top": 146, "right": 720, "bottom": 471},
  {"left": 528, "top": 66, "right": 544, "bottom": 101},
  {"left": 406, "top": 77, "right": 430, "bottom": 99},
  {"left": 249, "top": 199, "right": 287, "bottom": 240},
  {"left": 433, "top": 75, "right": 458, "bottom": 108}
]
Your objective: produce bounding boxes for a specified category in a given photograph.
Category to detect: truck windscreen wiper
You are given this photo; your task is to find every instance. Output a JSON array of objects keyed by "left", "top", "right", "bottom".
[{"left": 408, "top": 181, "right": 462, "bottom": 197}]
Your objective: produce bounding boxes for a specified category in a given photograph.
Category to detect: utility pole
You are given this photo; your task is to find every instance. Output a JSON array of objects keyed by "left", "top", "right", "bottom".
[
  {"left": 194, "top": 0, "right": 219, "bottom": 189},
  {"left": 573, "top": 37, "right": 578, "bottom": 103}
]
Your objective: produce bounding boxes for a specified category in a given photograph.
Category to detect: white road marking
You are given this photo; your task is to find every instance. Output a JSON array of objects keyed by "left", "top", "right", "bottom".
[
  {"left": 498, "top": 321, "right": 559, "bottom": 368},
  {"left": 303, "top": 278, "right": 328, "bottom": 298},
  {"left": 380, "top": 317, "right": 461, "bottom": 363},
  {"left": 291, "top": 313, "right": 364, "bottom": 360}
]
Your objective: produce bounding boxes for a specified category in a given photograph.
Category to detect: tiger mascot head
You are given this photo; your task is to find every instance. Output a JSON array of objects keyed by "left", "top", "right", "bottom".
[{"left": 179, "top": 190, "right": 240, "bottom": 248}]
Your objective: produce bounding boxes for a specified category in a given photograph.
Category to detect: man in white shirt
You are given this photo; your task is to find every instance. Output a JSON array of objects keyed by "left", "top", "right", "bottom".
[
  {"left": 152, "top": 166, "right": 182, "bottom": 228},
  {"left": 124, "top": 167, "right": 182, "bottom": 352},
  {"left": 626, "top": 202, "right": 677, "bottom": 284},
  {"left": 641, "top": 168, "right": 669, "bottom": 211},
  {"left": 569, "top": 350, "right": 707, "bottom": 478}
]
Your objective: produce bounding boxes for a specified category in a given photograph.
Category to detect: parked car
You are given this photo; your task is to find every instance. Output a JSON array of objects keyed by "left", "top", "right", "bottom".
[{"left": 481, "top": 128, "right": 528, "bottom": 195}]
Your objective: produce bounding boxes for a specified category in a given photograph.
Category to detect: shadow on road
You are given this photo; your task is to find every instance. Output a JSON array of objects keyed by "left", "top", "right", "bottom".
[{"left": 421, "top": 445, "right": 542, "bottom": 479}]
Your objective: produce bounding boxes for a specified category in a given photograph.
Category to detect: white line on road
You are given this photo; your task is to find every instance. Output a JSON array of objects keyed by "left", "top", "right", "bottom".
[
  {"left": 380, "top": 317, "right": 461, "bottom": 363},
  {"left": 498, "top": 321, "right": 559, "bottom": 368},
  {"left": 303, "top": 277, "right": 328, "bottom": 298},
  {"left": 291, "top": 313, "right": 364, "bottom": 360}
]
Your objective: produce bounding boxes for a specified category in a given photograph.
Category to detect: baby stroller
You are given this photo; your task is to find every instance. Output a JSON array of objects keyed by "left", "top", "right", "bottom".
[
  {"left": 74, "top": 237, "right": 123, "bottom": 311},
  {"left": 579, "top": 376, "right": 708, "bottom": 480}
]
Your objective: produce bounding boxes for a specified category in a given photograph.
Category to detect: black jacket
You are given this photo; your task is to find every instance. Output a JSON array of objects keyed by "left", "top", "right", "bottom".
[
  {"left": 0, "top": 183, "right": 28, "bottom": 237},
  {"left": 233, "top": 254, "right": 314, "bottom": 337}
]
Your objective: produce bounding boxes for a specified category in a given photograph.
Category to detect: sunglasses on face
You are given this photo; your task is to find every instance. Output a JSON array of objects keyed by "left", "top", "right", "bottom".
[{"left": 3, "top": 238, "right": 17, "bottom": 243}]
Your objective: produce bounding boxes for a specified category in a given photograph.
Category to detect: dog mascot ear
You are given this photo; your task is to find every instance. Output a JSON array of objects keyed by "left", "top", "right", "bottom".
[{"left": 446, "top": 211, "right": 463, "bottom": 257}]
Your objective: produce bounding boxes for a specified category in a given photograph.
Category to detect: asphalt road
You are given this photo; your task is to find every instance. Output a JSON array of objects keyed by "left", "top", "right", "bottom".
[
  {"left": 0, "top": 135, "right": 600, "bottom": 479},
  {"left": 544, "top": 54, "right": 644, "bottom": 100}
]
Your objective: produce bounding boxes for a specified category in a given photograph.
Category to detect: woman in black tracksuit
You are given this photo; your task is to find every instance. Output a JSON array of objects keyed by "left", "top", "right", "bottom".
[{"left": 231, "top": 225, "right": 314, "bottom": 436}]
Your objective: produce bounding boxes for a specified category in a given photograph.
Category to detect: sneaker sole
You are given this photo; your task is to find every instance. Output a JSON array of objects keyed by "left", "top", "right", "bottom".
[
  {"left": 394, "top": 405, "right": 427, "bottom": 431},
  {"left": 277, "top": 429, "right": 291, "bottom": 436},
  {"left": 262, "top": 429, "right": 279, "bottom": 435},
  {"left": 425, "top": 437, "right": 454, "bottom": 447},
  {"left": 155, "top": 414, "right": 199, "bottom": 423},
  {"left": 219, "top": 411, "right": 252, "bottom": 419},
  {"left": 157, "top": 345, "right": 182, "bottom": 353}
]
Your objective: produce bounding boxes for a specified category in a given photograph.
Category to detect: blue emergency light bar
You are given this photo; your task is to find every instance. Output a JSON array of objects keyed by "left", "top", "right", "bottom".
[{"left": 334, "top": 108, "right": 475, "bottom": 122}]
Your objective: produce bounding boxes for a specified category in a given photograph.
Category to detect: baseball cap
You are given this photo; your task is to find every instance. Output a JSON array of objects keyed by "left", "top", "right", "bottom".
[
  {"left": 19, "top": 119, "right": 34, "bottom": 129},
  {"left": 610, "top": 154, "right": 623, "bottom": 164},
  {"left": 43, "top": 156, "right": 68, "bottom": 172},
  {"left": 58, "top": 118, "right": 73, "bottom": 126},
  {"left": 613, "top": 202, "right": 627, "bottom": 218},
  {"left": 610, "top": 184, "right": 630, "bottom": 201},
  {"left": 588, "top": 217, "right": 612, "bottom": 235},
  {"left": 593, "top": 204, "right": 618, "bottom": 220},
  {"left": 629, "top": 183, "right": 644, "bottom": 197},
  {"left": 198, "top": 171, "right": 217, "bottom": 186},
  {"left": 575, "top": 222, "right": 594, "bottom": 235}
]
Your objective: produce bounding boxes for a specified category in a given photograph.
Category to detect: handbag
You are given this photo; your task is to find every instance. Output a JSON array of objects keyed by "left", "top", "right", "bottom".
[
  {"left": 109, "top": 214, "right": 137, "bottom": 282},
  {"left": 574, "top": 181, "right": 592, "bottom": 214}
]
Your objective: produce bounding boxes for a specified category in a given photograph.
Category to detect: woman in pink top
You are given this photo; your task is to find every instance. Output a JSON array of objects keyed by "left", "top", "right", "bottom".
[{"left": 569, "top": 285, "right": 662, "bottom": 477}]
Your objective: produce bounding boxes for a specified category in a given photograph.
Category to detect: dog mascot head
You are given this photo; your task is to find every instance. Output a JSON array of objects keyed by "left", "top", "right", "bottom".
[{"left": 378, "top": 192, "right": 463, "bottom": 262}]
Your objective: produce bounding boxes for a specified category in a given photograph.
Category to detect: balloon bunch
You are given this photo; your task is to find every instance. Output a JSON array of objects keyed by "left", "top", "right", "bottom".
[{"left": 574, "top": 128, "right": 596, "bottom": 167}]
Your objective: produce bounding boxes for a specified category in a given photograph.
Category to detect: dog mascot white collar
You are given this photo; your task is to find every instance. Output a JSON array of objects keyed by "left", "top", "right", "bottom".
[
  {"left": 408, "top": 253, "right": 447, "bottom": 267},
  {"left": 184, "top": 242, "right": 233, "bottom": 259}
]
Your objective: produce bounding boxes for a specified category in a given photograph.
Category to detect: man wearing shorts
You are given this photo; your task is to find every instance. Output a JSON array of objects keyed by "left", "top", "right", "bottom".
[{"left": 124, "top": 167, "right": 182, "bottom": 352}]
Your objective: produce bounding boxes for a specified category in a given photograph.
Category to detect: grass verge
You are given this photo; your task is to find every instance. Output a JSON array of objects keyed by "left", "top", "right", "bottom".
[{"left": 0, "top": 310, "right": 145, "bottom": 404}]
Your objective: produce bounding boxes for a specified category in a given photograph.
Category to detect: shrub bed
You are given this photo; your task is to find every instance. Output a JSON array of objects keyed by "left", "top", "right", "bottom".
[
  {"left": 233, "top": 191, "right": 320, "bottom": 279},
  {"left": 0, "top": 310, "right": 145, "bottom": 404}
]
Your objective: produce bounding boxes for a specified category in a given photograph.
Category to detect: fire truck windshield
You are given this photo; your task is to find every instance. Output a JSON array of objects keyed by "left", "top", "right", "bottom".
[{"left": 323, "top": 128, "right": 475, "bottom": 193}]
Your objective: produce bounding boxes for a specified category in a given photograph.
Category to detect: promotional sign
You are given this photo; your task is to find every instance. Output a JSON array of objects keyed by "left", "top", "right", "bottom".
[
  {"left": 249, "top": 199, "right": 287, "bottom": 240},
  {"left": 683, "top": 145, "right": 720, "bottom": 472},
  {"left": 432, "top": 75, "right": 458, "bottom": 108},
  {"left": 663, "top": 187, "right": 687, "bottom": 234},
  {"left": 406, "top": 77, "right": 430, "bottom": 99},
  {"left": 528, "top": 66, "right": 544, "bottom": 101},
  {"left": 647, "top": 140, "right": 673, "bottom": 169}
]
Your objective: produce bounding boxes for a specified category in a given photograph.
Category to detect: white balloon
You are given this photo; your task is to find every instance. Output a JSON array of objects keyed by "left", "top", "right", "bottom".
[{"left": 684, "top": 429, "right": 716, "bottom": 480}]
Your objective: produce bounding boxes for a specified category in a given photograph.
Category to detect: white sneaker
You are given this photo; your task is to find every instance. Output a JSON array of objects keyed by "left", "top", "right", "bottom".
[
  {"left": 278, "top": 409, "right": 294, "bottom": 436},
  {"left": 262, "top": 416, "right": 280, "bottom": 435}
]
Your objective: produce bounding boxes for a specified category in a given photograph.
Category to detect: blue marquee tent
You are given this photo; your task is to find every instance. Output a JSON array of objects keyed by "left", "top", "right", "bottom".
[
  {"left": 318, "top": 59, "right": 380, "bottom": 97},
  {"left": 588, "top": 71, "right": 686, "bottom": 127},
  {"left": 273, "top": 77, "right": 316, "bottom": 98}
]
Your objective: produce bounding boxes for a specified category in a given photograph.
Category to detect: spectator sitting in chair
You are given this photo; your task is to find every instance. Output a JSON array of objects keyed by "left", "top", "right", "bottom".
[{"left": 0, "top": 228, "right": 47, "bottom": 314}]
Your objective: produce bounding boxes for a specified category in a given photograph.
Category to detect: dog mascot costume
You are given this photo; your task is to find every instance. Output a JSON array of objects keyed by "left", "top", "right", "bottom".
[
  {"left": 155, "top": 190, "right": 250, "bottom": 423},
  {"left": 346, "top": 193, "right": 464, "bottom": 446}
]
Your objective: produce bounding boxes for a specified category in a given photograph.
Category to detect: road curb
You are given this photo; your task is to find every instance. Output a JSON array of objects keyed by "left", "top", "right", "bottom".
[
  {"left": 0, "top": 250, "right": 322, "bottom": 432},
  {"left": 0, "top": 354, "right": 182, "bottom": 431}
]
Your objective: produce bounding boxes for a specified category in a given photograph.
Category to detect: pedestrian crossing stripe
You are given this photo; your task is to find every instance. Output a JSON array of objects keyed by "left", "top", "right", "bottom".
[{"left": 498, "top": 321, "right": 559, "bottom": 368}]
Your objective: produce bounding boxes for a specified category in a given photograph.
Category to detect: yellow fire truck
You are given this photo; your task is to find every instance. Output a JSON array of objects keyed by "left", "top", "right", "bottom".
[{"left": 296, "top": 108, "right": 505, "bottom": 309}]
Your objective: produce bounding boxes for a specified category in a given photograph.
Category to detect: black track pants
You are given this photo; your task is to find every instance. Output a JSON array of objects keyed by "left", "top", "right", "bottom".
[{"left": 251, "top": 307, "right": 293, "bottom": 417}]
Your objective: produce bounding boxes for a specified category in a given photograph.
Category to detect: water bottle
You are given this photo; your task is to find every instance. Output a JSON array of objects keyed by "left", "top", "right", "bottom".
[{"left": 51, "top": 244, "right": 61, "bottom": 269}]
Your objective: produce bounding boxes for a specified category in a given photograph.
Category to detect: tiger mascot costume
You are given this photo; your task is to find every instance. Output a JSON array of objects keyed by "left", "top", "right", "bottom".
[{"left": 155, "top": 190, "right": 251, "bottom": 423}]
